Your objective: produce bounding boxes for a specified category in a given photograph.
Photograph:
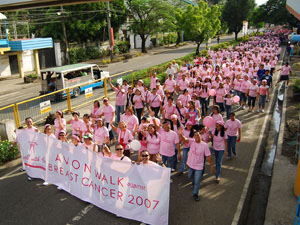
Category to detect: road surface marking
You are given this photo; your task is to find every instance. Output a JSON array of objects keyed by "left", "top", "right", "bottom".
[
  {"left": 66, "top": 204, "right": 94, "bottom": 225},
  {"left": 0, "top": 92, "right": 20, "bottom": 100},
  {"left": 0, "top": 166, "right": 23, "bottom": 181}
]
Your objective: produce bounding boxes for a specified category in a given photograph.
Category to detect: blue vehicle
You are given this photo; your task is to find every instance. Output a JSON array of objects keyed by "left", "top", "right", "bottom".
[{"left": 40, "top": 63, "right": 109, "bottom": 98}]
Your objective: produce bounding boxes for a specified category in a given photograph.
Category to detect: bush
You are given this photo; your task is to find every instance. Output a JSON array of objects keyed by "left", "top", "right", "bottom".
[
  {"left": 115, "top": 41, "right": 129, "bottom": 54},
  {"left": 0, "top": 140, "right": 19, "bottom": 165},
  {"left": 27, "top": 73, "right": 38, "bottom": 79},
  {"left": 70, "top": 47, "right": 89, "bottom": 64},
  {"left": 159, "top": 33, "right": 177, "bottom": 45},
  {"left": 86, "top": 46, "right": 100, "bottom": 59},
  {"left": 292, "top": 79, "right": 300, "bottom": 94}
]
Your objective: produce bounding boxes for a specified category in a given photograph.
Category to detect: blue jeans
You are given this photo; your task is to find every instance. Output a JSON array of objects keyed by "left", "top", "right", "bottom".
[
  {"left": 213, "top": 150, "right": 224, "bottom": 179},
  {"left": 227, "top": 136, "right": 237, "bottom": 157},
  {"left": 216, "top": 102, "right": 224, "bottom": 112},
  {"left": 179, "top": 147, "right": 190, "bottom": 172},
  {"left": 188, "top": 168, "right": 203, "bottom": 195},
  {"left": 173, "top": 145, "right": 178, "bottom": 170},
  {"left": 115, "top": 105, "right": 124, "bottom": 123},
  {"left": 225, "top": 105, "right": 231, "bottom": 119},
  {"left": 162, "top": 154, "right": 176, "bottom": 169}
]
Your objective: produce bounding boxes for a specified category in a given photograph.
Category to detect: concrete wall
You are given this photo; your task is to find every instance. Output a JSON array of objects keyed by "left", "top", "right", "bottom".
[
  {"left": 0, "top": 54, "right": 11, "bottom": 77},
  {"left": 22, "top": 50, "right": 35, "bottom": 72}
]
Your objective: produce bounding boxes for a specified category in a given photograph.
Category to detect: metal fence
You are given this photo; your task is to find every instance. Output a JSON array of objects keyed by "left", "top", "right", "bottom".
[{"left": 0, "top": 70, "right": 133, "bottom": 127}]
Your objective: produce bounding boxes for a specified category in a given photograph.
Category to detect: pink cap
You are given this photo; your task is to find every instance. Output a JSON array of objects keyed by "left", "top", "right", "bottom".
[
  {"left": 72, "top": 135, "right": 80, "bottom": 141},
  {"left": 103, "top": 97, "right": 108, "bottom": 101},
  {"left": 171, "top": 114, "right": 178, "bottom": 120},
  {"left": 186, "top": 121, "right": 193, "bottom": 126}
]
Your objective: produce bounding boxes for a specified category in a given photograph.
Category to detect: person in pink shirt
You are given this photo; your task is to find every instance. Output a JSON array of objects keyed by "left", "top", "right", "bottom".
[
  {"left": 199, "top": 83, "right": 209, "bottom": 116},
  {"left": 177, "top": 89, "right": 191, "bottom": 108},
  {"left": 175, "top": 101, "right": 188, "bottom": 124},
  {"left": 233, "top": 74, "right": 242, "bottom": 98},
  {"left": 146, "top": 124, "right": 161, "bottom": 161},
  {"left": 83, "top": 133, "right": 98, "bottom": 152},
  {"left": 191, "top": 94, "right": 201, "bottom": 111},
  {"left": 178, "top": 121, "right": 194, "bottom": 174},
  {"left": 215, "top": 83, "right": 227, "bottom": 112},
  {"left": 100, "top": 98, "right": 115, "bottom": 141},
  {"left": 258, "top": 80, "right": 270, "bottom": 113},
  {"left": 162, "top": 96, "right": 176, "bottom": 120},
  {"left": 211, "top": 120, "right": 228, "bottom": 183},
  {"left": 110, "top": 121, "right": 133, "bottom": 158},
  {"left": 225, "top": 112, "right": 242, "bottom": 158},
  {"left": 93, "top": 118, "right": 109, "bottom": 146},
  {"left": 209, "top": 105, "right": 224, "bottom": 133},
  {"left": 24, "top": 117, "right": 39, "bottom": 133},
  {"left": 156, "top": 121, "right": 181, "bottom": 171},
  {"left": 71, "top": 134, "right": 81, "bottom": 147},
  {"left": 149, "top": 68, "right": 158, "bottom": 90},
  {"left": 67, "top": 111, "right": 83, "bottom": 136},
  {"left": 143, "top": 85, "right": 151, "bottom": 109},
  {"left": 276, "top": 62, "right": 292, "bottom": 86},
  {"left": 80, "top": 114, "right": 94, "bottom": 140},
  {"left": 181, "top": 131, "right": 215, "bottom": 201},
  {"left": 186, "top": 101, "right": 200, "bottom": 129},
  {"left": 111, "top": 143, "right": 131, "bottom": 162},
  {"left": 90, "top": 100, "right": 101, "bottom": 119},
  {"left": 120, "top": 106, "right": 139, "bottom": 136},
  {"left": 54, "top": 111, "right": 66, "bottom": 138},
  {"left": 133, "top": 88, "right": 145, "bottom": 124},
  {"left": 240, "top": 75, "right": 251, "bottom": 109},
  {"left": 148, "top": 88, "right": 162, "bottom": 118},
  {"left": 163, "top": 74, "right": 176, "bottom": 94},
  {"left": 109, "top": 78, "right": 125, "bottom": 123},
  {"left": 247, "top": 79, "right": 259, "bottom": 112},
  {"left": 177, "top": 74, "right": 190, "bottom": 92},
  {"left": 224, "top": 93, "right": 234, "bottom": 119},
  {"left": 44, "top": 124, "right": 55, "bottom": 138}
]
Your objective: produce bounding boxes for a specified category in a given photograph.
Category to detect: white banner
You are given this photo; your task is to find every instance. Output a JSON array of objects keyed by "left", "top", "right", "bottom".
[{"left": 17, "top": 131, "right": 170, "bottom": 225}]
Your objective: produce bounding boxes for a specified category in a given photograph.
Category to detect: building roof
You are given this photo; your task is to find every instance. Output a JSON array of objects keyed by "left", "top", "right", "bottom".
[
  {"left": 41, "top": 63, "right": 97, "bottom": 73},
  {"left": 286, "top": 0, "right": 300, "bottom": 21}
]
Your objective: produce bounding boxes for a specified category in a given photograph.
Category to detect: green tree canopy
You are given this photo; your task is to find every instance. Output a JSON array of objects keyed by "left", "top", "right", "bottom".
[
  {"left": 181, "top": 1, "right": 221, "bottom": 55},
  {"left": 222, "top": 0, "right": 255, "bottom": 40},
  {"left": 126, "top": 0, "right": 175, "bottom": 53}
]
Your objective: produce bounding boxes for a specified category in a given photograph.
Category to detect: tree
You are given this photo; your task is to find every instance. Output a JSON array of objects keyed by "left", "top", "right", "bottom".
[
  {"left": 257, "top": 0, "right": 299, "bottom": 28},
  {"left": 126, "top": 0, "right": 174, "bottom": 53},
  {"left": 181, "top": 1, "right": 221, "bottom": 55},
  {"left": 222, "top": 0, "right": 255, "bottom": 40},
  {"left": 248, "top": 7, "right": 265, "bottom": 32}
]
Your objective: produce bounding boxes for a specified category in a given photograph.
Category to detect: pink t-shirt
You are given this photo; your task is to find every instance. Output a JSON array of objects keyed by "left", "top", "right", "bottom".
[
  {"left": 114, "top": 87, "right": 125, "bottom": 106},
  {"left": 177, "top": 94, "right": 191, "bottom": 108},
  {"left": 259, "top": 85, "right": 269, "bottom": 96},
  {"left": 182, "top": 129, "right": 193, "bottom": 148},
  {"left": 165, "top": 79, "right": 176, "bottom": 92},
  {"left": 225, "top": 119, "right": 242, "bottom": 136},
  {"left": 146, "top": 133, "right": 161, "bottom": 154},
  {"left": 164, "top": 104, "right": 176, "bottom": 119},
  {"left": 175, "top": 107, "right": 188, "bottom": 123},
  {"left": 178, "top": 80, "right": 190, "bottom": 91},
  {"left": 234, "top": 79, "right": 241, "bottom": 91},
  {"left": 248, "top": 84, "right": 259, "bottom": 97},
  {"left": 149, "top": 94, "right": 161, "bottom": 108},
  {"left": 281, "top": 65, "right": 291, "bottom": 75},
  {"left": 91, "top": 107, "right": 101, "bottom": 118},
  {"left": 54, "top": 118, "right": 66, "bottom": 137},
  {"left": 120, "top": 114, "right": 139, "bottom": 132},
  {"left": 94, "top": 126, "right": 109, "bottom": 145},
  {"left": 159, "top": 129, "right": 179, "bottom": 157},
  {"left": 111, "top": 154, "right": 131, "bottom": 162},
  {"left": 216, "top": 88, "right": 227, "bottom": 103},
  {"left": 224, "top": 97, "right": 234, "bottom": 106},
  {"left": 70, "top": 119, "right": 83, "bottom": 135},
  {"left": 117, "top": 128, "right": 133, "bottom": 150},
  {"left": 133, "top": 95, "right": 144, "bottom": 109},
  {"left": 81, "top": 121, "right": 93, "bottom": 136},
  {"left": 101, "top": 104, "right": 115, "bottom": 123},
  {"left": 188, "top": 110, "right": 198, "bottom": 125},
  {"left": 187, "top": 140, "right": 211, "bottom": 170},
  {"left": 210, "top": 113, "right": 223, "bottom": 131},
  {"left": 150, "top": 76, "right": 157, "bottom": 90},
  {"left": 240, "top": 80, "right": 251, "bottom": 93},
  {"left": 212, "top": 129, "right": 228, "bottom": 150}
]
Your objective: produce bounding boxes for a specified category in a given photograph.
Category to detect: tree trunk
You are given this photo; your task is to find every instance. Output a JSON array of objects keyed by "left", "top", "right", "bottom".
[
  {"left": 140, "top": 35, "right": 147, "bottom": 53},
  {"left": 176, "top": 32, "right": 181, "bottom": 45},
  {"left": 235, "top": 31, "right": 238, "bottom": 40},
  {"left": 195, "top": 42, "right": 201, "bottom": 56}
]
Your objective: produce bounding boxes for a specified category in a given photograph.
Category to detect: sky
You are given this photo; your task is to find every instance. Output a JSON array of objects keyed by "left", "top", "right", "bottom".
[{"left": 255, "top": 0, "right": 268, "bottom": 6}]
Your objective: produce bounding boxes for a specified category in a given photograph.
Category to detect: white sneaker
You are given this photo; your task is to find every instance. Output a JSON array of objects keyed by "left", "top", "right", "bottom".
[
  {"left": 43, "top": 182, "right": 49, "bottom": 186},
  {"left": 261, "top": 109, "right": 265, "bottom": 113},
  {"left": 242, "top": 106, "right": 245, "bottom": 110},
  {"left": 256, "top": 109, "right": 260, "bottom": 113},
  {"left": 27, "top": 176, "right": 32, "bottom": 181},
  {"left": 57, "top": 186, "right": 62, "bottom": 190}
]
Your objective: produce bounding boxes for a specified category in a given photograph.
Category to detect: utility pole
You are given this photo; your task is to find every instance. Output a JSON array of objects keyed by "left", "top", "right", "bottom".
[
  {"left": 60, "top": 6, "right": 70, "bottom": 64},
  {"left": 106, "top": 1, "right": 113, "bottom": 61},
  {"left": 12, "top": 21, "right": 17, "bottom": 39}
]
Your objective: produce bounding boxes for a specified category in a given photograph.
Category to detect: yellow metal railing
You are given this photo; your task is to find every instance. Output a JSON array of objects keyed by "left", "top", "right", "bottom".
[{"left": 3, "top": 70, "right": 133, "bottom": 126}]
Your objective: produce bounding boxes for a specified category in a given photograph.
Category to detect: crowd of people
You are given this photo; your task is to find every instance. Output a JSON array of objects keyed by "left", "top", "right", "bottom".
[{"left": 20, "top": 31, "right": 290, "bottom": 205}]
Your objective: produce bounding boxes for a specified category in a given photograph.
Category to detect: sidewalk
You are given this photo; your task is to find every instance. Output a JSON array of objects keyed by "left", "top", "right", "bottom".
[{"left": 264, "top": 56, "right": 300, "bottom": 225}]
